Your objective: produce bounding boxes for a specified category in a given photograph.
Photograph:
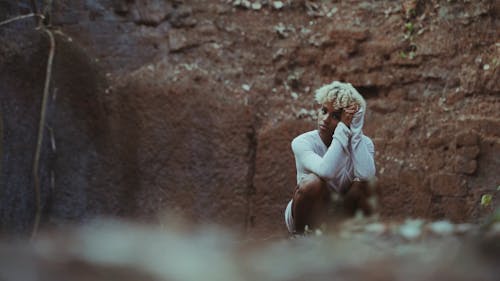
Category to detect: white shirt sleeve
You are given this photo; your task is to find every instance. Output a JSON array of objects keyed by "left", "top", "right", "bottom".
[
  {"left": 291, "top": 123, "right": 352, "bottom": 181},
  {"left": 350, "top": 106, "right": 376, "bottom": 180}
]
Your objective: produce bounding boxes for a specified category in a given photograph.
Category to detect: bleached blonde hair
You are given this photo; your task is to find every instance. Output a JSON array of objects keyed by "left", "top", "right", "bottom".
[{"left": 314, "top": 81, "right": 366, "bottom": 110}]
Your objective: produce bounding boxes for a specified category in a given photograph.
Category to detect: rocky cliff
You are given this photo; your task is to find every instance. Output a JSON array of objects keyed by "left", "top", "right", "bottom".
[{"left": 0, "top": 0, "right": 499, "bottom": 237}]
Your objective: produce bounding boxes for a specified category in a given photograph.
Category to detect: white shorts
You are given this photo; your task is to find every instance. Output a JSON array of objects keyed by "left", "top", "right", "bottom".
[{"left": 284, "top": 199, "right": 295, "bottom": 233}]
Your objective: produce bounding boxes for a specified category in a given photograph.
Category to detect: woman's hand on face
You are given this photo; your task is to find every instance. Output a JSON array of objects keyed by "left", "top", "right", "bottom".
[
  {"left": 343, "top": 104, "right": 359, "bottom": 114},
  {"left": 341, "top": 104, "right": 360, "bottom": 128},
  {"left": 340, "top": 109, "right": 354, "bottom": 128}
]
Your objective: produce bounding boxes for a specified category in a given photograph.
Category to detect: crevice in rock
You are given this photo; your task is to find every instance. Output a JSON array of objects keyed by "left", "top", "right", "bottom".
[
  {"left": 133, "top": 16, "right": 169, "bottom": 27},
  {"left": 356, "top": 85, "right": 380, "bottom": 99},
  {"left": 244, "top": 123, "right": 257, "bottom": 233}
]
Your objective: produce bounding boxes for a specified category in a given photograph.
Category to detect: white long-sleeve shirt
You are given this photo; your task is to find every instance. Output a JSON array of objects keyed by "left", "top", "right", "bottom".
[{"left": 291, "top": 108, "right": 376, "bottom": 193}]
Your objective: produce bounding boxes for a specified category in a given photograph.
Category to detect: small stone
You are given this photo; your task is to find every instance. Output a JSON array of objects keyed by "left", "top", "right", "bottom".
[
  {"left": 273, "top": 1, "right": 284, "bottom": 9},
  {"left": 483, "top": 64, "right": 490, "bottom": 70},
  {"left": 251, "top": 2, "right": 262, "bottom": 10},
  {"left": 327, "top": 7, "right": 338, "bottom": 17},
  {"left": 406, "top": 118, "right": 419, "bottom": 131},
  {"left": 274, "top": 23, "right": 289, "bottom": 38},
  {"left": 272, "top": 48, "right": 286, "bottom": 59},
  {"left": 398, "top": 219, "right": 424, "bottom": 240},
  {"left": 242, "top": 0, "right": 251, "bottom": 8},
  {"left": 427, "top": 220, "right": 454, "bottom": 236},
  {"left": 242, "top": 84, "right": 251, "bottom": 91},
  {"left": 168, "top": 29, "right": 189, "bottom": 52},
  {"left": 296, "top": 108, "right": 309, "bottom": 118},
  {"left": 455, "top": 223, "right": 474, "bottom": 234},
  {"left": 291, "top": 92, "right": 298, "bottom": 100},
  {"left": 365, "top": 223, "right": 386, "bottom": 235}
]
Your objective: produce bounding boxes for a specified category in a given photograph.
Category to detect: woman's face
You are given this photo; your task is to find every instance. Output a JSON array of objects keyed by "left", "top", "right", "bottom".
[{"left": 317, "top": 103, "right": 342, "bottom": 137}]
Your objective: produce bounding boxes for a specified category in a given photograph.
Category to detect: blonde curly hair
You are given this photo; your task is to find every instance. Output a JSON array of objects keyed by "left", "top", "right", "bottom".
[{"left": 314, "top": 81, "right": 366, "bottom": 111}]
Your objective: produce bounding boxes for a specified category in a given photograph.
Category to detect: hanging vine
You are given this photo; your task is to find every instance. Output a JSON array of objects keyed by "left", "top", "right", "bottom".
[
  {"left": 31, "top": 26, "right": 55, "bottom": 240},
  {"left": 0, "top": 1, "right": 55, "bottom": 240}
]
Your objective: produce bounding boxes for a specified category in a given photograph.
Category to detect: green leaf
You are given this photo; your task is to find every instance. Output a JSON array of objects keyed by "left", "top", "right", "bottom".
[
  {"left": 405, "top": 22, "right": 414, "bottom": 33},
  {"left": 497, "top": 185, "right": 500, "bottom": 191},
  {"left": 481, "top": 194, "right": 492, "bottom": 207}
]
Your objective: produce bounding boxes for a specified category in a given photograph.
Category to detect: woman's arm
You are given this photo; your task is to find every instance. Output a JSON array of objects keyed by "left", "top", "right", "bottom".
[
  {"left": 350, "top": 107, "right": 376, "bottom": 180},
  {"left": 292, "top": 123, "right": 351, "bottom": 180}
]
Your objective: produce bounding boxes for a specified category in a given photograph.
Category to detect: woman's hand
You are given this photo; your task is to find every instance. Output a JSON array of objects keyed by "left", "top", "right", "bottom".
[{"left": 340, "top": 104, "right": 359, "bottom": 128}]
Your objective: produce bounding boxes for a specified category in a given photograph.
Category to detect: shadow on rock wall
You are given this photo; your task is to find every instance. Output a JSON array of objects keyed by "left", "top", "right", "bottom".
[
  {"left": 0, "top": 20, "right": 259, "bottom": 236},
  {"left": 0, "top": 21, "right": 109, "bottom": 235}
]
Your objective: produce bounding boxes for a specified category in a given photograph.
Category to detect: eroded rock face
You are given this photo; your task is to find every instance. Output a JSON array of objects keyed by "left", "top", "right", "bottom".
[
  {"left": 250, "top": 120, "right": 312, "bottom": 237},
  {"left": 0, "top": 0, "right": 499, "bottom": 237},
  {"left": 102, "top": 67, "right": 255, "bottom": 232}
]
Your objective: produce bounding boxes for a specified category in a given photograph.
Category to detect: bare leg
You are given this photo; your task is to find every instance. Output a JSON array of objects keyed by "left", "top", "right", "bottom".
[
  {"left": 292, "top": 174, "right": 330, "bottom": 233},
  {"left": 342, "top": 181, "right": 373, "bottom": 216}
]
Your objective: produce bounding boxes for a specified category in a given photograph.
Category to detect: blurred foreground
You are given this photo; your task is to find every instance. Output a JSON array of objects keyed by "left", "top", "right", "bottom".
[{"left": 0, "top": 216, "right": 499, "bottom": 281}]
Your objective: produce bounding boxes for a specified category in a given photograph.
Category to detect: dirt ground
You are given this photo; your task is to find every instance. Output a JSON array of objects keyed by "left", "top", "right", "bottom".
[{"left": 0, "top": 217, "right": 500, "bottom": 281}]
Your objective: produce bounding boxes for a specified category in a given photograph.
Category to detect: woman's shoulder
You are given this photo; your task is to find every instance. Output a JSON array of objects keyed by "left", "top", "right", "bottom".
[
  {"left": 293, "top": 130, "right": 318, "bottom": 143},
  {"left": 291, "top": 130, "right": 320, "bottom": 149}
]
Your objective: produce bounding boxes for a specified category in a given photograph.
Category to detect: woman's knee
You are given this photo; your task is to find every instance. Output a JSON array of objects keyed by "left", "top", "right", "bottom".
[{"left": 295, "top": 174, "right": 329, "bottom": 201}]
